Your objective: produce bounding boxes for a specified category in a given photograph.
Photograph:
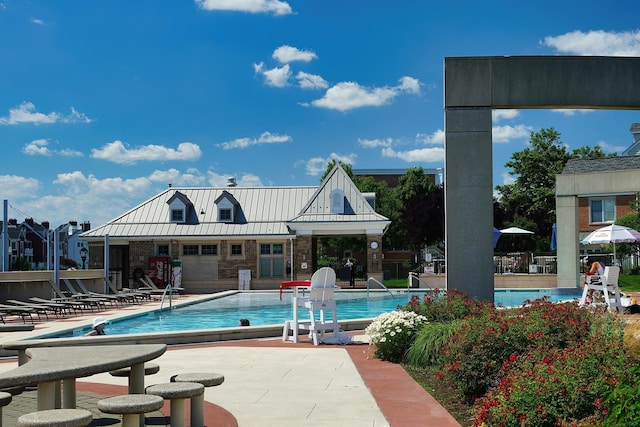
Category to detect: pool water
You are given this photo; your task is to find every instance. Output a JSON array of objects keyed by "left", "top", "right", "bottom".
[{"left": 49, "top": 288, "right": 583, "bottom": 338}]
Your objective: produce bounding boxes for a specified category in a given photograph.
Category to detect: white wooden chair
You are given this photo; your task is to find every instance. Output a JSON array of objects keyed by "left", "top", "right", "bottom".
[
  {"left": 303, "top": 267, "right": 341, "bottom": 345},
  {"left": 580, "top": 266, "right": 622, "bottom": 312}
]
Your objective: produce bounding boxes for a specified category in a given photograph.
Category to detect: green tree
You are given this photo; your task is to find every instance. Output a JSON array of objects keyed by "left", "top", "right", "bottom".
[
  {"left": 393, "top": 167, "right": 442, "bottom": 251},
  {"left": 614, "top": 211, "right": 640, "bottom": 262},
  {"left": 496, "top": 127, "right": 611, "bottom": 251}
]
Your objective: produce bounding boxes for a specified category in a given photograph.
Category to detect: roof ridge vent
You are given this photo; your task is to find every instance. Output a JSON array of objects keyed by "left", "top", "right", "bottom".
[{"left": 227, "top": 177, "right": 237, "bottom": 187}]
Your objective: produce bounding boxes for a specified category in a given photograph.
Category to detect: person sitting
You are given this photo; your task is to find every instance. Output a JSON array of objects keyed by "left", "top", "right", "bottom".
[
  {"left": 584, "top": 260, "right": 605, "bottom": 304},
  {"left": 85, "top": 316, "right": 108, "bottom": 336}
]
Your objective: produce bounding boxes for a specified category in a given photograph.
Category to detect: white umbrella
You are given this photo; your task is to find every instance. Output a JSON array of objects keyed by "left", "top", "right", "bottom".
[
  {"left": 581, "top": 224, "right": 640, "bottom": 261},
  {"left": 500, "top": 227, "right": 535, "bottom": 235}
]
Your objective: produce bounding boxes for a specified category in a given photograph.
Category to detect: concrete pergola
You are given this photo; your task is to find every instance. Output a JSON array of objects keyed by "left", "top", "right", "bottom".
[{"left": 444, "top": 56, "right": 640, "bottom": 301}]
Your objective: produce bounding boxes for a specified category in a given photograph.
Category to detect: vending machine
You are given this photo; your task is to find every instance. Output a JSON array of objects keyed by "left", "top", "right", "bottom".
[{"left": 148, "top": 256, "right": 171, "bottom": 288}]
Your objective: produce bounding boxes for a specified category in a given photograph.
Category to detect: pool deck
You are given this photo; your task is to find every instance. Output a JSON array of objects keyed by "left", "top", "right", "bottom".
[{"left": 0, "top": 292, "right": 461, "bottom": 427}]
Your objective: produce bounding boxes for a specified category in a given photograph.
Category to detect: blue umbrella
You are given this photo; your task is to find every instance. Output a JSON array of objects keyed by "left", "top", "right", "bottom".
[
  {"left": 550, "top": 223, "right": 557, "bottom": 252},
  {"left": 493, "top": 227, "right": 502, "bottom": 249}
]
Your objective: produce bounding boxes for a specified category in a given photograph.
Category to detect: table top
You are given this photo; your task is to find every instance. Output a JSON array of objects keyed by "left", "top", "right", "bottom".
[{"left": 0, "top": 344, "right": 166, "bottom": 388}]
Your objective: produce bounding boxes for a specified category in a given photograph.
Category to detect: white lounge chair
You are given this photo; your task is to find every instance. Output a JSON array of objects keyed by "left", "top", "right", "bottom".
[{"left": 580, "top": 266, "right": 622, "bottom": 312}]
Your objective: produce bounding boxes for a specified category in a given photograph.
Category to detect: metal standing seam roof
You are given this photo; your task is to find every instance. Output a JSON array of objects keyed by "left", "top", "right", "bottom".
[
  {"left": 81, "top": 186, "right": 318, "bottom": 239},
  {"left": 81, "top": 164, "right": 391, "bottom": 240}
]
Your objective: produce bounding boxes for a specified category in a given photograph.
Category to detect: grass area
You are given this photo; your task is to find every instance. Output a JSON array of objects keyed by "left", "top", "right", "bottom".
[
  {"left": 383, "top": 278, "right": 409, "bottom": 288},
  {"left": 619, "top": 274, "right": 640, "bottom": 292}
]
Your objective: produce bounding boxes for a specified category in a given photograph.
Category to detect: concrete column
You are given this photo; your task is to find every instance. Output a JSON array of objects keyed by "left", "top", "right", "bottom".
[
  {"left": 444, "top": 108, "right": 494, "bottom": 302},
  {"left": 556, "top": 195, "right": 580, "bottom": 288}
]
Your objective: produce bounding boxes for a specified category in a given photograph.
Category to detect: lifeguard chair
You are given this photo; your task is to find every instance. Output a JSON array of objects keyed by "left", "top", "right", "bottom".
[
  {"left": 580, "top": 266, "right": 622, "bottom": 312},
  {"left": 303, "top": 267, "right": 341, "bottom": 345}
]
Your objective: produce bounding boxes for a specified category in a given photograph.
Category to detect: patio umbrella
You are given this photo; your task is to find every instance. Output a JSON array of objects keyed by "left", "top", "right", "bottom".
[
  {"left": 500, "top": 227, "right": 535, "bottom": 235},
  {"left": 550, "top": 223, "right": 557, "bottom": 252},
  {"left": 493, "top": 227, "right": 502, "bottom": 249},
  {"left": 581, "top": 224, "right": 640, "bottom": 261}
]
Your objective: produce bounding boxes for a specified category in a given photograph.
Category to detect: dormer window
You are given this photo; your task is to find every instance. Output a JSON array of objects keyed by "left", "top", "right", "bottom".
[
  {"left": 166, "top": 191, "right": 193, "bottom": 224},
  {"left": 171, "top": 208, "right": 185, "bottom": 222},
  {"left": 219, "top": 208, "right": 232, "bottom": 222},
  {"left": 214, "top": 190, "right": 240, "bottom": 223}
]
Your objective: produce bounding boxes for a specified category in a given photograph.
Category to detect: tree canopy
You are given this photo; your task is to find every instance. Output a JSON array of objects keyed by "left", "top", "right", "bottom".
[{"left": 495, "top": 127, "right": 612, "bottom": 251}]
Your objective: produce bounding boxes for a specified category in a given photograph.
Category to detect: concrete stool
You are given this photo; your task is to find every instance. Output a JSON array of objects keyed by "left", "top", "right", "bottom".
[
  {"left": 109, "top": 362, "right": 160, "bottom": 394},
  {"left": 0, "top": 391, "right": 12, "bottom": 427},
  {"left": 146, "top": 382, "right": 204, "bottom": 427},
  {"left": 17, "top": 408, "right": 92, "bottom": 427},
  {"left": 170, "top": 372, "right": 225, "bottom": 427},
  {"left": 97, "top": 394, "right": 164, "bottom": 427}
]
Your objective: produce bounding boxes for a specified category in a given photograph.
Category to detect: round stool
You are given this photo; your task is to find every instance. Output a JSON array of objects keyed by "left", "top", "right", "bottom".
[
  {"left": 146, "top": 382, "right": 204, "bottom": 427},
  {"left": 98, "top": 394, "right": 164, "bottom": 427},
  {"left": 109, "top": 362, "right": 160, "bottom": 394},
  {"left": 17, "top": 408, "right": 92, "bottom": 427},
  {"left": 170, "top": 372, "right": 224, "bottom": 427}
]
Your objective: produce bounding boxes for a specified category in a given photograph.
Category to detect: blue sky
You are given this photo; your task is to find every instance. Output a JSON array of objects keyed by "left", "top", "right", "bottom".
[{"left": 1, "top": 0, "right": 640, "bottom": 227}]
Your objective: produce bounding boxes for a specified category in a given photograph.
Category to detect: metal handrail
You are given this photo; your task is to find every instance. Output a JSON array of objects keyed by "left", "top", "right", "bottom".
[
  {"left": 366, "top": 277, "right": 394, "bottom": 298},
  {"left": 408, "top": 272, "right": 433, "bottom": 291},
  {"left": 159, "top": 285, "right": 173, "bottom": 314}
]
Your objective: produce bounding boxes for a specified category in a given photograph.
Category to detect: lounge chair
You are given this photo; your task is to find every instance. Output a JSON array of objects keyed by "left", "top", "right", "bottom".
[
  {"left": 6, "top": 299, "right": 68, "bottom": 318},
  {"left": 140, "top": 274, "right": 184, "bottom": 295},
  {"left": 72, "top": 278, "right": 127, "bottom": 306},
  {"left": 61, "top": 279, "right": 109, "bottom": 311},
  {"left": 0, "top": 303, "right": 35, "bottom": 323},
  {"left": 29, "top": 297, "right": 86, "bottom": 315},
  {"left": 580, "top": 266, "right": 622, "bottom": 312},
  {"left": 103, "top": 276, "right": 152, "bottom": 303}
]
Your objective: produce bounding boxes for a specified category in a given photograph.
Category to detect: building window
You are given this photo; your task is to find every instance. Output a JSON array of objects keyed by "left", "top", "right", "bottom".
[
  {"left": 330, "top": 189, "right": 345, "bottom": 214},
  {"left": 230, "top": 244, "right": 242, "bottom": 256},
  {"left": 201, "top": 244, "right": 218, "bottom": 255},
  {"left": 259, "top": 243, "right": 284, "bottom": 278},
  {"left": 590, "top": 198, "right": 615, "bottom": 223},
  {"left": 171, "top": 209, "right": 184, "bottom": 222},
  {"left": 183, "top": 245, "right": 199, "bottom": 255},
  {"left": 157, "top": 244, "right": 169, "bottom": 256},
  {"left": 219, "top": 208, "right": 232, "bottom": 222}
]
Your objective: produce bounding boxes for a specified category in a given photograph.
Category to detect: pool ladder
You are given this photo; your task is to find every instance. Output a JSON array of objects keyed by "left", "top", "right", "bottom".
[
  {"left": 366, "top": 277, "right": 394, "bottom": 298},
  {"left": 159, "top": 285, "right": 174, "bottom": 314}
]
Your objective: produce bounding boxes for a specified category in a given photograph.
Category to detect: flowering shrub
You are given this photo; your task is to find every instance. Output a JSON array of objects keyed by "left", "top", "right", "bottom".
[
  {"left": 473, "top": 332, "right": 625, "bottom": 427},
  {"left": 404, "top": 288, "right": 493, "bottom": 322},
  {"left": 365, "top": 310, "right": 428, "bottom": 363},
  {"left": 440, "top": 298, "right": 597, "bottom": 401}
]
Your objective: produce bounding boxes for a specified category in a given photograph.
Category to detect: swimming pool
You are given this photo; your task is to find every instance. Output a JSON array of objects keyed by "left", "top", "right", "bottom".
[{"left": 47, "top": 287, "right": 583, "bottom": 338}]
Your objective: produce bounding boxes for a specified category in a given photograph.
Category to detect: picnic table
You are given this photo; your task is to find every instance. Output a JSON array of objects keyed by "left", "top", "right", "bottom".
[{"left": 0, "top": 343, "right": 166, "bottom": 410}]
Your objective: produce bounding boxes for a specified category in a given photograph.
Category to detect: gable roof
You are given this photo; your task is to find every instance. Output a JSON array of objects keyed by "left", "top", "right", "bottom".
[
  {"left": 287, "top": 164, "right": 390, "bottom": 235},
  {"left": 81, "top": 164, "right": 390, "bottom": 241}
]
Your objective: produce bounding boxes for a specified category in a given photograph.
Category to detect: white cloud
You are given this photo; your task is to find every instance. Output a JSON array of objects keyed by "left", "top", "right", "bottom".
[
  {"left": 550, "top": 109, "right": 594, "bottom": 116},
  {"left": 309, "top": 76, "right": 421, "bottom": 112},
  {"left": 596, "top": 140, "right": 627, "bottom": 154},
  {"left": 254, "top": 63, "right": 291, "bottom": 87},
  {"left": 492, "top": 109, "right": 520, "bottom": 123},
  {"left": 148, "top": 168, "right": 206, "bottom": 186},
  {"left": 272, "top": 45, "right": 317, "bottom": 63},
  {"left": 195, "top": 0, "right": 293, "bottom": 15},
  {"left": 0, "top": 102, "right": 92, "bottom": 125},
  {"left": 381, "top": 147, "right": 444, "bottom": 163},
  {"left": 91, "top": 141, "right": 202, "bottom": 164},
  {"left": 0, "top": 175, "right": 40, "bottom": 199},
  {"left": 416, "top": 130, "right": 445, "bottom": 145},
  {"left": 22, "top": 139, "right": 83, "bottom": 157},
  {"left": 305, "top": 153, "right": 357, "bottom": 176},
  {"left": 358, "top": 138, "right": 393, "bottom": 148},
  {"left": 492, "top": 124, "right": 533, "bottom": 143},
  {"left": 218, "top": 131, "right": 291, "bottom": 149},
  {"left": 206, "top": 171, "right": 263, "bottom": 187},
  {"left": 501, "top": 171, "right": 516, "bottom": 186},
  {"left": 30, "top": 18, "right": 45, "bottom": 26},
  {"left": 542, "top": 29, "right": 640, "bottom": 56},
  {"left": 296, "top": 71, "right": 328, "bottom": 89}
]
